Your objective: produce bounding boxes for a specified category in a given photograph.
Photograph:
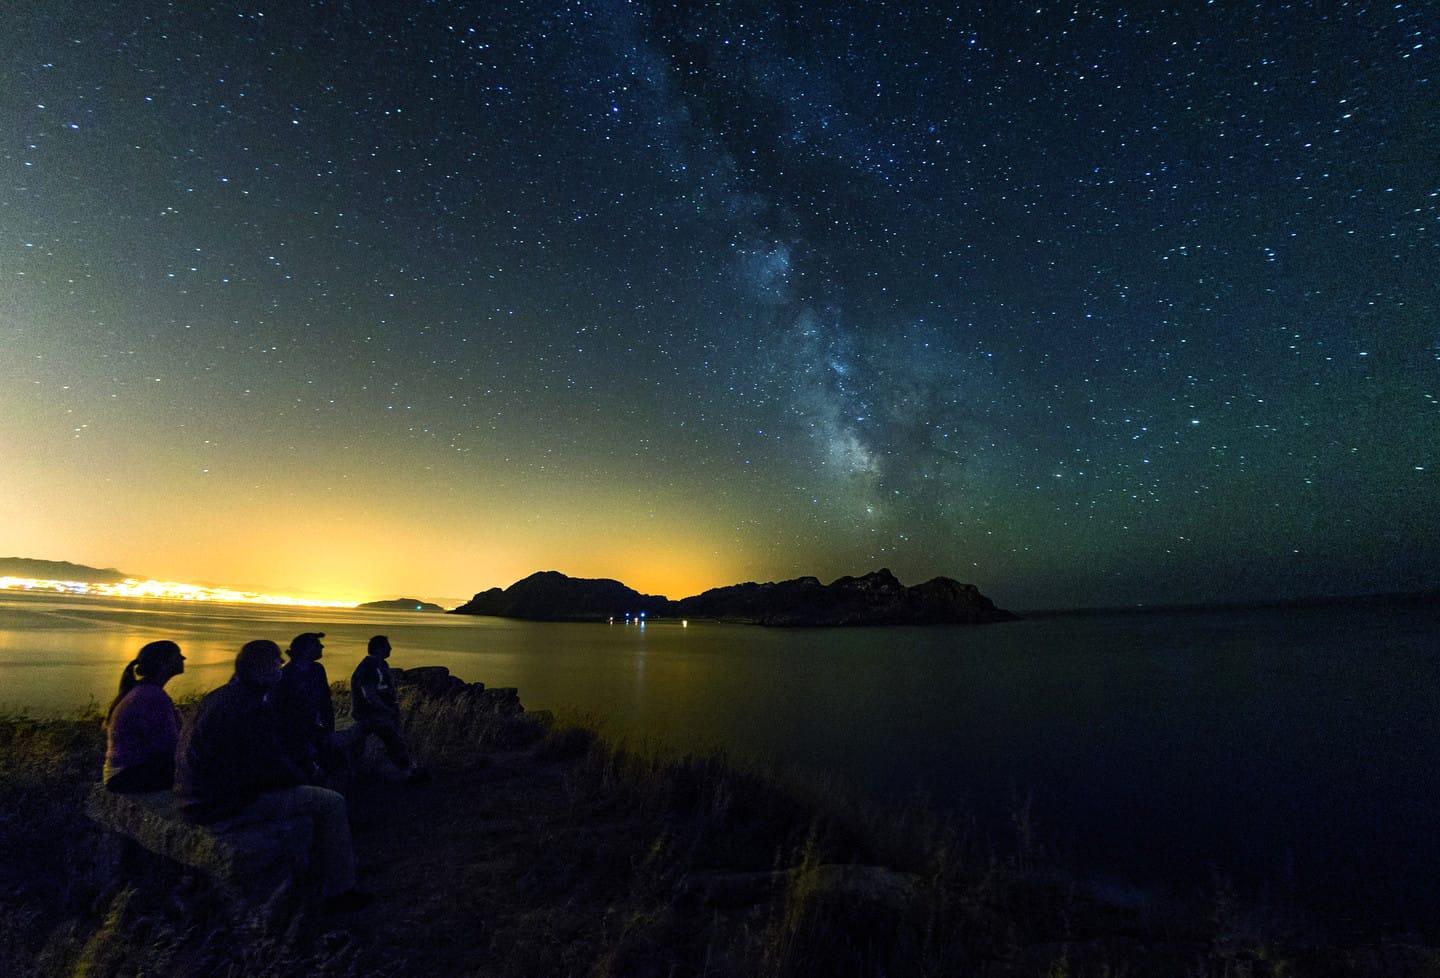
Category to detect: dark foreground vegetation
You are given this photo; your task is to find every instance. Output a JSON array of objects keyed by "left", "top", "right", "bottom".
[{"left": 2, "top": 676, "right": 1436, "bottom": 977}]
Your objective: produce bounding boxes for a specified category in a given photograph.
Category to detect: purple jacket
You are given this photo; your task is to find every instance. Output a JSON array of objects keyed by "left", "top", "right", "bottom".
[{"left": 104, "top": 683, "right": 180, "bottom": 783}]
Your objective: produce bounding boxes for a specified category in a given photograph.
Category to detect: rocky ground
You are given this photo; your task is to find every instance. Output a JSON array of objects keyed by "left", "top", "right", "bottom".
[{"left": 4, "top": 670, "right": 1439, "bottom": 977}]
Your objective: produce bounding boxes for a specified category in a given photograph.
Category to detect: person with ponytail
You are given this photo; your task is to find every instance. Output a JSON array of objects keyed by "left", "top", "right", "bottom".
[{"left": 103, "top": 640, "right": 186, "bottom": 792}]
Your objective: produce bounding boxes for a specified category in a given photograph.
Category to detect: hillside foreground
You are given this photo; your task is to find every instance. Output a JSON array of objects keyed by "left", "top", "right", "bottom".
[{"left": 1, "top": 669, "right": 1435, "bottom": 977}]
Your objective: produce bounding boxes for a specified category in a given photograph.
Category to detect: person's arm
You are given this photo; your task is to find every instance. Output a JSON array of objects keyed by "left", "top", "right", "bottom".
[
  {"left": 151, "top": 688, "right": 181, "bottom": 759},
  {"left": 352, "top": 659, "right": 381, "bottom": 713},
  {"left": 316, "top": 665, "right": 336, "bottom": 733},
  {"left": 123, "top": 687, "right": 181, "bottom": 762},
  {"left": 221, "top": 696, "right": 304, "bottom": 791},
  {"left": 376, "top": 664, "right": 401, "bottom": 720},
  {"left": 253, "top": 706, "right": 307, "bottom": 788}
]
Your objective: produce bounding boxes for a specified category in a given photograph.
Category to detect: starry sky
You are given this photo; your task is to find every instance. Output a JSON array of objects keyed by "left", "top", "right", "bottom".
[{"left": 2, "top": 1, "right": 1436, "bottom": 608}]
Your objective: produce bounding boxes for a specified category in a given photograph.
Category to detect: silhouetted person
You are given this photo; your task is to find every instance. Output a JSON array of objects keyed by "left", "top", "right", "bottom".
[
  {"left": 175, "top": 639, "right": 372, "bottom": 912},
  {"left": 350, "top": 635, "right": 427, "bottom": 783},
  {"left": 273, "top": 631, "right": 336, "bottom": 780},
  {"left": 103, "top": 640, "right": 186, "bottom": 793}
]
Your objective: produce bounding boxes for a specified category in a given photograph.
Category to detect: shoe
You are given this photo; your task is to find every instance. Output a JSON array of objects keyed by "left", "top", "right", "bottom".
[{"left": 323, "top": 889, "right": 375, "bottom": 914}]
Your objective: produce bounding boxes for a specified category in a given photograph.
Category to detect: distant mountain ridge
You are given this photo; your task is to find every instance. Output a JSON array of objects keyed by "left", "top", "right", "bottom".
[
  {"left": 452, "top": 568, "right": 1015, "bottom": 626},
  {"left": 0, "top": 557, "right": 134, "bottom": 584}
]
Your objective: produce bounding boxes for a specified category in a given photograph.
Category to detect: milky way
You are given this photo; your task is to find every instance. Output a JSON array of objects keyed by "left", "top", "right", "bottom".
[{"left": 2, "top": 1, "right": 1436, "bottom": 606}]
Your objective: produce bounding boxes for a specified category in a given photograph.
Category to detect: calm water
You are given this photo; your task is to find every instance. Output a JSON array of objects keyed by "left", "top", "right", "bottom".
[{"left": 2, "top": 591, "right": 1437, "bottom": 926}]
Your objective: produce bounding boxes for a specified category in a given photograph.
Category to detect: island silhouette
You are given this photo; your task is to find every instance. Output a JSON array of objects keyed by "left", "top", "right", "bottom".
[
  {"left": 451, "top": 568, "right": 1016, "bottom": 626},
  {"left": 357, "top": 598, "right": 445, "bottom": 613}
]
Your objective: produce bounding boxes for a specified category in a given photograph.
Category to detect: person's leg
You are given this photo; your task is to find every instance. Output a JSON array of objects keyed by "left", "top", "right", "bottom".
[
  {"left": 240, "top": 786, "right": 358, "bottom": 896},
  {"left": 371, "top": 723, "right": 412, "bottom": 770},
  {"left": 317, "top": 732, "right": 343, "bottom": 772},
  {"left": 339, "top": 723, "right": 373, "bottom": 773},
  {"left": 104, "top": 754, "right": 174, "bottom": 793},
  {"left": 331, "top": 723, "right": 364, "bottom": 754}
]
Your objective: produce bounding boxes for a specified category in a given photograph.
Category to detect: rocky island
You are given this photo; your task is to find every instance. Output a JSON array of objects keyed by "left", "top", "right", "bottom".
[
  {"left": 450, "top": 571, "right": 670, "bottom": 621},
  {"left": 451, "top": 568, "right": 1015, "bottom": 626},
  {"left": 675, "top": 568, "right": 1016, "bottom": 626},
  {"left": 357, "top": 598, "right": 445, "bottom": 612}
]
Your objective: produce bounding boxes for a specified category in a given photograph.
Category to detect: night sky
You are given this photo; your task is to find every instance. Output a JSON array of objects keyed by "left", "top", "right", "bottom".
[{"left": 3, "top": 1, "right": 1436, "bottom": 608}]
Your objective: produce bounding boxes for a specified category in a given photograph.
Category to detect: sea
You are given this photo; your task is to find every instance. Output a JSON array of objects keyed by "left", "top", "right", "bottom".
[{"left": 2, "top": 590, "right": 1436, "bottom": 930}]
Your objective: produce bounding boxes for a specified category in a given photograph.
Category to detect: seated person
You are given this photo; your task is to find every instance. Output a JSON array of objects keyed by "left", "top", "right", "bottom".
[
  {"left": 350, "top": 635, "right": 427, "bottom": 783},
  {"left": 175, "top": 639, "right": 372, "bottom": 912},
  {"left": 104, "top": 640, "right": 186, "bottom": 793},
  {"left": 273, "top": 631, "right": 337, "bottom": 780}
]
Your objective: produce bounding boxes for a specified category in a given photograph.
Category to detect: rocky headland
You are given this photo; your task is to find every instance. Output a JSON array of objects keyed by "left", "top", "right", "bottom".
[
  {"left": 4, "top": 669, "right": 1419, "bottom": 977},
  {"left": 0, "top": 556, "right": 133, "bottom": 583},
  {"left": 451, "top": 567, "right": 1016, "bottom": 626}
]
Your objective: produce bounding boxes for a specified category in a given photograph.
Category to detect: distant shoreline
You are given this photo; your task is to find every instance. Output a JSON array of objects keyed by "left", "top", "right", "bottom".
[{"left": 6, "top": 556, "right": 1437, "bottom": 620}]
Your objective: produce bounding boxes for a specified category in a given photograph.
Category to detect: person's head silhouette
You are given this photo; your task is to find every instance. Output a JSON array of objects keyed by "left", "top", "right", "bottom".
[
  {"left": 287, "top": 632, "right": 325, "bottom": 663},
  {"left": 236, "top": 639, "right": 283, "bottom": 688}
]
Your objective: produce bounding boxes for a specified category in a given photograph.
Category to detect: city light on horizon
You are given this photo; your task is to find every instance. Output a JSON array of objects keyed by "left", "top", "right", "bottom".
[{"left": 0, "top": 576, "right": 363, "bottom": 609}]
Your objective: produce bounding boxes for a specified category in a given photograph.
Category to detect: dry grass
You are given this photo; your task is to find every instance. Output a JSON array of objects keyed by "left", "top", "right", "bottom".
[
  {"left": 1, "top": 686, "right": 1434, "bottom": 977},
  {"left": 0, "top": 705, "right": 372, "bottom": 977}
]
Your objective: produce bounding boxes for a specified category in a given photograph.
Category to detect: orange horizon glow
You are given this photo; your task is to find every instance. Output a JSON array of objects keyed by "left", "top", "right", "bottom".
[
  {"left": 1, "top": 441, "right": 767, "bottom": 604},
  {"left": 0, "top": 548, "right": 754, "bottom": 608},
  {"left": 0, "top": 549, "right": 757, "bottom": 610}
]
